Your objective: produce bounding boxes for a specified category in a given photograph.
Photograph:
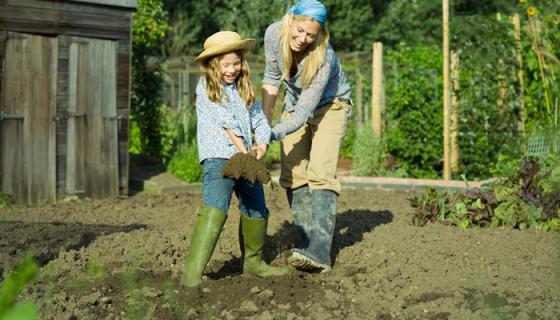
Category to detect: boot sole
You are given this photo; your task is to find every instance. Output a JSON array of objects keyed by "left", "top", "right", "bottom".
[{"left": 288, "top": 251, "right": 331, "bottom": 273}]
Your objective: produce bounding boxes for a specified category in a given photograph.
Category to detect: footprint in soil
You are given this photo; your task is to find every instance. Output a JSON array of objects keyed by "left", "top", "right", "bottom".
[
  {"left": 217, "top": 208, "right": 394, "bottom": 272},
  {"left": 221, "top": 151, "right": 270, "bottom": 184}
]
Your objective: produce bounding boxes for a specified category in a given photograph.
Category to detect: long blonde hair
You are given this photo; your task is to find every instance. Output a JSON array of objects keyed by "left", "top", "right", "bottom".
[
  {"left": 199, "top": 50, "right": 255, "bottom": 108},
  {"left": 278, "top": 14, "right": 330, "bottom": 88}
]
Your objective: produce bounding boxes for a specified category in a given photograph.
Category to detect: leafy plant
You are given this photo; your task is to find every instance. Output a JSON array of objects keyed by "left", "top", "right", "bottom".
[
  {"left": 351, "top": 124, "right": 387, "bottom": 176},
  {"left": 167, "top": 142, "right": 202, "bottom": 183},
  {"left": 0, "top": 253, "right": 39, "bottom": 320},
  {"left": 516, "top": 0, "right": 560, "bottom": 130},
  {"left": 452, "top": 13, "right": 524, "bottom": 179},
  {"left": 384, "top": 44, "right": 444, "bottom": 178},
  {"left": 121, "top": 271, "right": 151, "bottom": 320},
  {"left": 131, "top": 0, "right": 171, "bottom": 159},
  {"left": 412, "top": 155, "right": 560, "bottom": 230}
]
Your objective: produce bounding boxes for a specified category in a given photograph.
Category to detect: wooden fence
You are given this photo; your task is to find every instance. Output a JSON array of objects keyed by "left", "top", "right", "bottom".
[{"left": 162, "top": 51, "right": 382, "bottom": 130}]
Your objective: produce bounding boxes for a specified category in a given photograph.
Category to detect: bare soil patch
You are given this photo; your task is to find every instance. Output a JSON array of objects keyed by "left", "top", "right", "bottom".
[{"left": 1, "top": 187, "right": 559, "bottom": 319}]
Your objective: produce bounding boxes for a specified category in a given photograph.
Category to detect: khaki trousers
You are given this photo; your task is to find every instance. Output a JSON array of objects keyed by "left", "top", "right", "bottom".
[{"left": 279, "top": 99, "right": 351, "bottom": 194}]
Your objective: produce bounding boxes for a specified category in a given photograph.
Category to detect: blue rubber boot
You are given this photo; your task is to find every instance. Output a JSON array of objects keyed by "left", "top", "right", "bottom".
[
  {"left": 288, "top": 189, "right": 337, "bottom": 273},
  {"left": 287, "top": 185, "right": 312, "bottom": 249}
]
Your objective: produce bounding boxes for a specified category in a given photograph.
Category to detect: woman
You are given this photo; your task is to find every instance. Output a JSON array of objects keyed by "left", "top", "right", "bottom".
[{"left": 262, "top": 0, "right": 351, "bottom": 273}]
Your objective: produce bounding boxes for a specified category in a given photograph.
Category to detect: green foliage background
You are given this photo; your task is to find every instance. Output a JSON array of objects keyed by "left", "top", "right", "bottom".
[
  {"left": 131, "top": 0, "right": 170, "bottom": 159},
  {"left": 384, "top": 45, "right": 444, "bottom": 178},
  {"left": 131, "top": 0, "right": 559, "bottom": 181},
  {"left": 452, "top": 14, "right": 523, "bottom": 179}
]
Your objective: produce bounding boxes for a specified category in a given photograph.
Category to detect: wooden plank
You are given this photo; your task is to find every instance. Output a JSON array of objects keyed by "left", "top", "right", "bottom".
[
  {"left": 512, "top": 13, "right": 525, "bottom": 134},
  {"left": 68, "top": 0, "right": 137, "bottom": 9},
  {"left": 0, "top": 6, "right": 131, "bottom": 31},
  {"left": 0, "top": 20, "right": 130, "bottom": 41},
  {"left": 450, "top": 52, "right": 460, "bottom": 172},
  {"left": 117, "top": 36, "right": 130, "bottom": 197},
  {"left": 98, "top": 38, "right": 119, "bottom": 197},
  {"left": 354, "top": 58, "right": 363, "bottom": 125},
  {"left": 65, "top": 39, "right": 79, "bottom": 194},
  {"left": 6, "top": 0, "right": 133, "bottom": 16},
  {"left": 371, "top": 42, "right": 384, "bottom": 137},
  {"left": 56, "top": 36, "right": 70, "bottom": 193},
  {"left": 66, "top": 36, "right": 119, "bottom": 198},
  {"left": 0, "top": 31, "right": 4, "bottom": 185},
  {"left": 442, "top": 0, "right": 451, "bottom": 181},
  {"left": 1, "top": 32, "right": 57, "bottom": 204}
]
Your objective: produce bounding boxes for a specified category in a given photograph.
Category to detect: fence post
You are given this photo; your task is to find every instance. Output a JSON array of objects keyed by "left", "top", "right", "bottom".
[
  {"left": 451, "top": 51, "right": 460, "bottom": 172},
  {"left": 371, "top": 42, "right": 384, "bottom": 138},
  {"left": 497, "top": 59, "right": 507, "bottom": 114},
  {"left": 182, "top": 60, "right": 191, "bottom": 137},
  {"left": 354, "top": 54, "right": 364, "bottom": 126},
  {"left": 512, "top": 13, "right": 525, "bottom": 134},
  {"left": 443, "top": 0, "right": 451, "bottom": 180}
]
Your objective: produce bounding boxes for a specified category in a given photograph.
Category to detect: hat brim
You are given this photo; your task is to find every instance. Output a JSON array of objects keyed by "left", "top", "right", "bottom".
[{"left": 194, "top": 39, "right": 256, "bottom": 62}]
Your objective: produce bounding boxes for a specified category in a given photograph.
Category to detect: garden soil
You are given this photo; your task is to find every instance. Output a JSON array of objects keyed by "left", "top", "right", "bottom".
[{"left": 1, "top": 187, "right": 559, "bottom": 319}]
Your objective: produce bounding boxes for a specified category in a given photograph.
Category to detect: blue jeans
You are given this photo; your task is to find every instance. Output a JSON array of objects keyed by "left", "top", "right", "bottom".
[{"left": 202, "top": 159, "right": 269, "bottom": 219}]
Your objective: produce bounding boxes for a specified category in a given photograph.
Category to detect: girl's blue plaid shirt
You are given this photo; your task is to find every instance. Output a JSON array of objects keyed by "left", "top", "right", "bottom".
[{"left": 195, "top": 76, "right": 271, "bottom": 163}]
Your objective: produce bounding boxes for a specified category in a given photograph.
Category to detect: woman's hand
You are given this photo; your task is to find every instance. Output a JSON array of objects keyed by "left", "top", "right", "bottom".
[{"left": 251, "top": 144, "right": 268, "bottom": 160}]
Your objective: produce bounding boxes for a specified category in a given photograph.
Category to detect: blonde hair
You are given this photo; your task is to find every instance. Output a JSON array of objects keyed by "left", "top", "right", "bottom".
[
  {"left": 199, "top": 50, "right": 255, "bottom": 108},
  {"left": 279, "top": 14, "right": 329, "bottom": 88}
]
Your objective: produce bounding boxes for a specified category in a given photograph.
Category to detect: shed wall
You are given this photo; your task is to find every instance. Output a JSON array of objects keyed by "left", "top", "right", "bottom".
[{"left": 0, "top": 0, "right": 133, "bottom": 199}]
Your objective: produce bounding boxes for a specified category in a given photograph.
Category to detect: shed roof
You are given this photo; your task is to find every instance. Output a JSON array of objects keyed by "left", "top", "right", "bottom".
[{"left": 68, "top": 0, "right": 137, "bottom": 9}]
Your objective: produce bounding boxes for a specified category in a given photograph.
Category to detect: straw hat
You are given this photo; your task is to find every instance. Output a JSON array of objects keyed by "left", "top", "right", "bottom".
[{"left": 194, "top": 31, "right": 256, "bottom": 62}]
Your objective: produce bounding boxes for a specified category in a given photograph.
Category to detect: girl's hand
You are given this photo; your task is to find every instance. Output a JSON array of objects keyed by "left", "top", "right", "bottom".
[{"left": 251, "top": 144, "right": 268, "bottom": 160}]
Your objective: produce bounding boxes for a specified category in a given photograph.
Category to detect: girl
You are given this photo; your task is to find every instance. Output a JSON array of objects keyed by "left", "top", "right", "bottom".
[
  {"left": 181, "top": 31, "right": 288, "bottom": 287},
  {"left": 261, "top": 0, "right": 352, "bottom": 273}
]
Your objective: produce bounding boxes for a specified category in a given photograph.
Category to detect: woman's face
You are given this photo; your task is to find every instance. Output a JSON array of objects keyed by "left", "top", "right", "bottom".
[
  {"left": 219, "top": 52, "right": 242, "bottom": 84},
  {"left": 289, "top": 18, "right": 321, "bottom": 53}
]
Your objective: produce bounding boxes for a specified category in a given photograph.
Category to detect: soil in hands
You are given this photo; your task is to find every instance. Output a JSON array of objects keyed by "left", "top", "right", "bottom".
[{"left": 221, "top": 151, "right": 271, "bottom": 184}]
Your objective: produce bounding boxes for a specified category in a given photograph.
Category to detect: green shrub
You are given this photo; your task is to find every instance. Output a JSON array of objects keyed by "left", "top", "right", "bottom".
[
  {"left": 0, "top": 253, "right": 38, "bottom": 320},
  {"left": 452, "top": 14, "right": 523, "bottom": 179},
  {"left": 340, "top": 121, "right": 356, "bottom": 160},
  {"left": 167, "top": 142, "right": 202, "bottom": 183},
  {"left": 384, "top": 44, "right": 443, "bottom": 179},
  {"left": 351, "top": 125, "right": 386, "bottom": 177},
  {"left": 130, "top": 0, "right": 170, "bottom": 158}
]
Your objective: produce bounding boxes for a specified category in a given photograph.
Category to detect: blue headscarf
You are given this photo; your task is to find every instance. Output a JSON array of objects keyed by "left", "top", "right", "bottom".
[{"left": 287, "top": 0, "right": 328, "bottom": 26}]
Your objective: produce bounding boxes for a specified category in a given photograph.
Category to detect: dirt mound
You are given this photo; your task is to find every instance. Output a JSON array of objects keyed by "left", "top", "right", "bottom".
[{"left": 1, "top": 188, "right": 559, "bottom": 319}]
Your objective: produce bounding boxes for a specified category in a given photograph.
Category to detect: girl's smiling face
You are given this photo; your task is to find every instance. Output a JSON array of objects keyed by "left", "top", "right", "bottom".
[
  {"left": 290, "top": 18, "right": 321, "bottom": 53},
  {"left": 219, "top": 52, "right": 242, "bottom": 84}
]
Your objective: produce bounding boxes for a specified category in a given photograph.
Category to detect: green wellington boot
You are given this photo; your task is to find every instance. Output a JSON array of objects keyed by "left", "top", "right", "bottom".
[
  {"left": 180, "top": 206, "right": 227, "bottom": 287},
  {"left": 239, "top": 215, "right": 289, "bottom": 277}
]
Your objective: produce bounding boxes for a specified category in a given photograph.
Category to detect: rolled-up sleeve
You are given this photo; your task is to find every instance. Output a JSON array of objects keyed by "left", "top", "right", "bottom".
[
  {"left": 250, "top": 101, "right": 272, "bottom": 144},
  {"left": 262, "top": 24, "right": 282, "bottom": 88},
  {"left": 271, "top": 52, "right": 333, "bottom": 140}
]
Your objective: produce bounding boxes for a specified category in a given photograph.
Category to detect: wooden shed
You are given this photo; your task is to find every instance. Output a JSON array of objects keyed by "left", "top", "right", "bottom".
[{"left": 0, "top": 0, "right": 137, "bottom": 204}]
